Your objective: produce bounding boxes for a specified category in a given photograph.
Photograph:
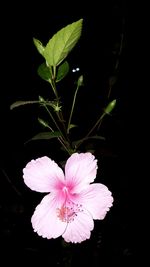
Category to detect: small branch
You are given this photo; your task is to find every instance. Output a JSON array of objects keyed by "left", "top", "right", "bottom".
[
  {"left": 1, "top": 168, "right": 22, "bottom": 197},
  {"left": 67, "top": 84, "right": 80, "bottom": 134},
  {"left": 43, "top": 105, "right": 72, "bottom": 155},
  {"left": 75, "top": 113, "right": 105, "bottom": 149}
]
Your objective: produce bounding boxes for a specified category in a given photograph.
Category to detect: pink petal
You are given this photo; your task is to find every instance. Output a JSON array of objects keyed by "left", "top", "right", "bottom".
[
  {"left": 79, "top": 183, "right": 114, "bottom": 220},
  {"left": 23, "top": 156, "right": 64, "bottom": 192},
  {"left": 31, "top": 193, "right": 67, "bottom": 239},
  {"left": 62, "top": 209, "right": 94, "bottom": 243},
  {"left": 65, "top": 152, "right": 98, "bottom": 193}
]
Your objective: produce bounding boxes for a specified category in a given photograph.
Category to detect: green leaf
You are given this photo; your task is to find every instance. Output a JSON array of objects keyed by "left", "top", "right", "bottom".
[
  {"left": 10, "top": 100, "right": 39, "bottom": 110},
  {"left": 27, "top": 131, "right": 62, "bottom": 142},
  {"left": 37, "top": 63, "right": 52, "bottom": 81},
  {"left": 33, "top": 38, "right": 45, "bottom": 55},
  {"left": 56, "top": 61, "right": 69, "bottom": 82},
  {"left": 43, "top": 18, "right": 83, "bottom": 67},
  {"left": 73, "top": 135, "right": 105, "bottom": 146}
]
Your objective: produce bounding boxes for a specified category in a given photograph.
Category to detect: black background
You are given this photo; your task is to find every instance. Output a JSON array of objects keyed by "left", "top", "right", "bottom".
[{"left": 0, "top": 1, "right": 138, "bottom": 266}]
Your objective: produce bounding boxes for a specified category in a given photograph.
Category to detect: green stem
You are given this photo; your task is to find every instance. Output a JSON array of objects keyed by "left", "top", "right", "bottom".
[
  {"left": 40, "top": 119, "right": 71, "bottom": 154},
  {"left": 43, "top": 105, "right": 72, "bottom": 155},
  {"left": 50, "top": 78, "right": 71, "bottom": 143},
  {"left": 44, "top": 105, "right": 64, "bottom": 138},
  {"left": 76, "top": 113, "right": 105, "bottom": 149},
  {"left": 85, "top": 113, "right": 105, "bottom": 138},
  {"left": 67, "top": 84, "right": 79, "bottom": 134},
  {"left": 50, "top": 79, "right": 59, "bottom": 100},
  {"left": 48, "top": 69, "right": 72, "bottom": 152},
  {"left": 59, "top": 140, "right": 73, "bottom": 156},
  {"left": 1, "top": 168, "right": 22, "bottom": 197}
]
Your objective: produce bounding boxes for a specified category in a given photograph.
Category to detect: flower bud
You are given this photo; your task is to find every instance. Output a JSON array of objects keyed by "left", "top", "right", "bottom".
[
  {"left": 38, "top": 118, "right": 49, "bottom": 128},
  {"left": 104, "top": 99, "right": 116, "bottom": 114},
  {"left": 77, "top": 75, "right": 84, "bottom": 87},
  {"left": 39, "top": 96, "right": 45, "bottom": 102}
]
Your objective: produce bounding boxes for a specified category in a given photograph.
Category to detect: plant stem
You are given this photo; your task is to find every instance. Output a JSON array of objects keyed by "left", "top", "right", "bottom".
[
  {"left": 50, "top": 80, "right": 59, "bottom": 100},
  {"left": 76, "top": 113, "right": 105, "bottom": 149},
  {"left": 67, "top": 84, "right": 79, "bottom": 134},
  {"left": 85, "top": 113, "right": 105, "bottom": 137},
  {"left": 43, "top": 105, "right": 64, "bottom": 138},
  {"left": 43, "top": 105, "right": 72, "bottom": 155},
  {"left": 47, "top": 124, "right": 72, "bottom": 155},
  {"left": 50, "top": 77, "right": 71, "bottom": 143},
  {"left": 1, "top": 168, "right": 22, "bottom": 197}
]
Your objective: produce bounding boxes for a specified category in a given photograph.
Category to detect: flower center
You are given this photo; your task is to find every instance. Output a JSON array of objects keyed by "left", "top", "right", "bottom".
[
  {"left": 57, "top": 201, "right": 83, "bottom": 223},
  {"left": 62, "top": 186, "right": 68, "bottom": 193}
]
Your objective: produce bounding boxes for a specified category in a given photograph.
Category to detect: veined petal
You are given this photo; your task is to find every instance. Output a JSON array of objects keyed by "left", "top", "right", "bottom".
[
  {"left": 31, "top": 193, "right": 67, "bottom": 239},
  {"left": 62, "top": 209, "right": 94, "bottom": 243},
  {"left": 23, "top": 156, "right": 64, "bottom": 192},
  {"left": 80, "top": 183, "right": 114, "bottom": 220},
  {"left": 65, "top": 152, "right": 98, "bottom": 193}
]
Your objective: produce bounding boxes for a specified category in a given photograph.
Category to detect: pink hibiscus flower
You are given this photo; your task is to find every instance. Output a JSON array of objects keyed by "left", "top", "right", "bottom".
[{"left": 23, "top": 152, "right": 113, "bottom": 243}]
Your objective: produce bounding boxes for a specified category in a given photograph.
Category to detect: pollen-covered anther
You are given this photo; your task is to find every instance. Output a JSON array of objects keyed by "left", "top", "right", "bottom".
[{"left": 57, "top": 202, "right": 82, "bottom": 223}]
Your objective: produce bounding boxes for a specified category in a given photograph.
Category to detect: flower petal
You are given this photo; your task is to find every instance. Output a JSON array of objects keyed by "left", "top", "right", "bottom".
[
  {"left": 62, "top": 209, "right": 94, "bottom": 243},
  {"left": 31, "top": 193, "right": 67, "bottom": 239},
  {"left": 65, "top": 152, "right": 98, "bottom": 193},
  {"left": 23, "top": 156, "right": 64, "bottom": 192},
  {"left": 79, "top": 183, "right": 114, "bottom": 220}
]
